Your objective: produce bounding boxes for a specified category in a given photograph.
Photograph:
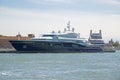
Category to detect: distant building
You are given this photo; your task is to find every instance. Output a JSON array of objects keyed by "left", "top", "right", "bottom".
[
  {"left": 0, "top": 34, "right": 34, "bottom": 50},
  {"left": 28, "top": 34, "right": 35, "bottom": 38}
]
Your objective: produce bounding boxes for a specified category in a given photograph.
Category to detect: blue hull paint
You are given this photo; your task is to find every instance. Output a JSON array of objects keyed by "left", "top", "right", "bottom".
[{"left": 9, "top": 40, "right": 103, "bottom": 53}]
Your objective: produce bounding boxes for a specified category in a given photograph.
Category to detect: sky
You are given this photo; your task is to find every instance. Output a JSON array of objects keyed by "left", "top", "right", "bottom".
[{"left": 0, "top": 0, "right": 120, "bottom": 42}]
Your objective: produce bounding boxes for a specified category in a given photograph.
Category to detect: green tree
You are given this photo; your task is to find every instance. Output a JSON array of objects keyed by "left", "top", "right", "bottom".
[
  {"left": 113, "top": 41, "right": 119, "bottom": 47},
  {"left": 0, "top": 34, "right": 3, "bottom": 37}
]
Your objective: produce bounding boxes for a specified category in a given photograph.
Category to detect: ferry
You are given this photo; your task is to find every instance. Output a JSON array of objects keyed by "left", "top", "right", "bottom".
[
  {"left": 9, "top": 22, "right": 103, "bottom": 53},
  {"left": 89, "top": 30, "right": 115, "bottom": 52}
]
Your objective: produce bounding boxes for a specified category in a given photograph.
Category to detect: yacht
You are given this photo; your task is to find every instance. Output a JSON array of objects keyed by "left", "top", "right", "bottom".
[{"left": 9, "top": 22, "right": 103, "bottom": 53}]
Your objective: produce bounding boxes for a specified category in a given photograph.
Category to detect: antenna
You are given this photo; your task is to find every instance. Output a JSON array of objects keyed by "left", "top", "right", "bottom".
[
  {"left": 64, "top": 28, "right": 66, "bottom": 33},
  {"left": 90, "top": 30, "right": 92, "bottom": 35},
  {"left": 99, "top": 30, "right": 101, "bottom": 34},
  {"left": 67, "top": 21, "right": 71, "bottom": 31},
  {"left": 72, "top": 28, "right": 74, "bottom": 32}
]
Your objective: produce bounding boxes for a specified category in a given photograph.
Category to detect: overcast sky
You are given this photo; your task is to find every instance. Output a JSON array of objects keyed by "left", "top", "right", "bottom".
[{"left": 0, "top": 0, "right": 120, "bottom": 41}]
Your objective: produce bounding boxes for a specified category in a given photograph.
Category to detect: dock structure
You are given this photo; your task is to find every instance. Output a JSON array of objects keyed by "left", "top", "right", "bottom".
[
  {"left": 88, "top": 30, "right": 115, "bottom": 52},
  {"left": 0, "top": 34, "right": 34, "bottom": 53}
]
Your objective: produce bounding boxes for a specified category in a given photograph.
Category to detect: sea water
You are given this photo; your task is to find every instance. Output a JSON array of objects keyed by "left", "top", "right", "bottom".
[{"left": 0, "top": 52, "right": 120, "bottom": 80}]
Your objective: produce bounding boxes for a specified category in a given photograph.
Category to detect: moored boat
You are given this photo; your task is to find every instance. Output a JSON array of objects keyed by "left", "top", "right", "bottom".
[
  {"left": 88, "top": 30, "right": 115, "bottom": 52},
  {"left": 9, "top": 22, "right": 103, "bottom": 53}
]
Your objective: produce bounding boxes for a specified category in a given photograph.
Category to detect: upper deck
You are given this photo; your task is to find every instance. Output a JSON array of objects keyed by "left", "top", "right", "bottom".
[{"left": 89, "top": 30, "right": 105, "bottom": 44}]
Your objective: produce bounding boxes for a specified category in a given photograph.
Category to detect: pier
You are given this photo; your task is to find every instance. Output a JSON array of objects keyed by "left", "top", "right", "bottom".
[{"left": 0, "top": 34, "right": 34, "bottom": 53}]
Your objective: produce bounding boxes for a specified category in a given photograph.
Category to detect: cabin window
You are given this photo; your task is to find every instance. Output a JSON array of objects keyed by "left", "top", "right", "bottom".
[
  {"left": 72, "top": 44, "right": 79, "bottom": 47},
  {"left": 63, "top": 43, "right": 72, "bottom": 47},
  {"left": 50, "top": 43, "right": 53, "bottom": 46},
  {"left": 23, "top": 45, "right": 27, "bottom": 48},
  {"left": 55, "top": 43, "right": 61, "bottom": 46},
  {"left": 54, "top": 43, "right": 63, "bottom": 47}
]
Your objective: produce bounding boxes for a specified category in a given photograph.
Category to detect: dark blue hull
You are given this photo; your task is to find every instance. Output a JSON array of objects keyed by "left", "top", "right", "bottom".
[{"left": 9, "top": 40, "right": 103, "bottom": 53}]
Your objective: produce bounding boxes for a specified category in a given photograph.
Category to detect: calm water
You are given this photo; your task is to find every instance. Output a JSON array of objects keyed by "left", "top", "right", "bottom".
[{"left": 0, "top": 52, "right": 120, "bottom": 80}]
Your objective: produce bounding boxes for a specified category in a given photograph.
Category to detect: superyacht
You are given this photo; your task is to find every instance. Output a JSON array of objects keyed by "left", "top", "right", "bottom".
[{"left": 9, "top": 22, "right": 103, "bottom": 53}]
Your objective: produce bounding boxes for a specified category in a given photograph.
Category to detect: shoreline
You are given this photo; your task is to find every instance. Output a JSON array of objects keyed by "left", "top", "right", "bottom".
[
  {"left": 0, "top": 48, "right": 118, "bottom": 53},
  {"left": 0, "top": 48, "right": 16, "bottom": 53}
]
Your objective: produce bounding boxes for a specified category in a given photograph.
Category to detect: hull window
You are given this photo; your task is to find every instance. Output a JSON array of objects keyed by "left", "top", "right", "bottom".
[{"left": 23, "top": 45, "right": 27, "bottom": 48}]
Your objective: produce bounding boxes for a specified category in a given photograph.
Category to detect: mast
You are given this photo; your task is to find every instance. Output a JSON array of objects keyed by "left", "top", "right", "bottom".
[
  {"left": 64, "top": 21, "right": 75, "bottom": 33},
  {"left": 67, "top": 21, "right": 71, "bottom": 31}
]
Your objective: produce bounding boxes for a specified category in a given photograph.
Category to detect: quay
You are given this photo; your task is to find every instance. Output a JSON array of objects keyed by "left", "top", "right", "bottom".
[{"left": 0, "top": 34, "right": 34, "bottom": 53}]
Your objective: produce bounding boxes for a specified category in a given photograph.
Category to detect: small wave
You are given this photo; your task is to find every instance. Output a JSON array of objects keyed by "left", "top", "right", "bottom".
[
  {"left": 63, "top": 69, "right": 80, "bottom": 74},
  {"left": 0, "top": 71, "right": 12, "bottom": 76},
  {"left": 0, "top": 70, "right": 48, "bottom": 79},
  {"left": 1, "top": 72, "right": 8, "bottom": 76}
]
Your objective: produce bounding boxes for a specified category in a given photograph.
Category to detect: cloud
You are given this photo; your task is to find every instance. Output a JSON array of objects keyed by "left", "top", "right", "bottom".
[
  {"left": 0, "top": 6, "right": 120, "bottom": 41},
  {"left": 26, "top": 0, "right": 120, "bottom": 5},
  {"left": 25, "top": 0, "right": 73, "bottom": 5},
  {"left": 26, "top": 0, "right": 74, "bottom": 4},
  {"left": 0, "top": 7, "right": 61, "bottom": 19},
  {"left": 44, "top": 0, "right": 70, "bottom": 3},
  {"left": 24, "top": 0, "right": 120, "bottom": 14},
  {"left": 98, "top": 0, "right": 120, "bottom": 5}
]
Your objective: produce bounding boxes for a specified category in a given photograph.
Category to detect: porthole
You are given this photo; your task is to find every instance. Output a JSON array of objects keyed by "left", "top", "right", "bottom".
[{"left": 23, "top": 45, "right": 27, "bottom": 48}]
